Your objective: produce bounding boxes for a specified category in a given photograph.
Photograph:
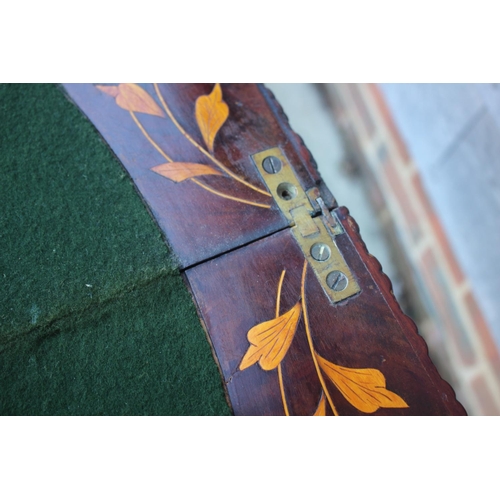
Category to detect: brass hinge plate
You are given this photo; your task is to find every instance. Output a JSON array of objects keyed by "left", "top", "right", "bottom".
[{"left": 252, "top": 147, "right": 360, "bottom": 303}]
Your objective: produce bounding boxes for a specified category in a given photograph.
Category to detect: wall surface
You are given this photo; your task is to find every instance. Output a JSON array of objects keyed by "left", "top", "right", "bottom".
[{"left": 325, "top": 83, "right": 500, "bottom": 415}]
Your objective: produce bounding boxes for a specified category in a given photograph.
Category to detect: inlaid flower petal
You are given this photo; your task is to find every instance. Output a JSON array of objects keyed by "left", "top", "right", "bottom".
[
  {"left": 195, "top": 83, "right": 229, "bottom": 153},
  {"left": 240, "top": 302, "right": 302, "bottom": 371},
  {"left": 151, "top": 163, "right": 223, "bottom": 183},
  {"left": 96, "top": 84, "right": 165, "bottom": 117},
  {"left": 317, "top": 355, "right": 409, "bottom": 413}
]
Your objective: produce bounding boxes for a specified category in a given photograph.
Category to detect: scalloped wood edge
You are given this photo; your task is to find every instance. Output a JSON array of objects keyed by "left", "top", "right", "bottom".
[{"left": 337, "top": 206, "right": 467, "bottom": 415}]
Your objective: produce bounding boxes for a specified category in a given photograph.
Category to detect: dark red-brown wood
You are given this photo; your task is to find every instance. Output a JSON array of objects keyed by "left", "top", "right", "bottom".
[
  {"left": 63, "top": 83, "right": 466, "bottom": 415},
  {"left": 62, "top": 84, "right": 334, "bottom": 269},
  {"left": 186, "top": 207, "right": 466, "bottom": 416}
]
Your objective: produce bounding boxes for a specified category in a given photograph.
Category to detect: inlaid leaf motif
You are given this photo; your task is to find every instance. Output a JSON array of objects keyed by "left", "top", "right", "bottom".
[
  {"left": 151, "top": 163, "right": 223, "bottom": 182},
  {"left": 195, "top": 83, "right": 229, "bottom": 153},
  {"left": 97, "top": 86, "right": 119, "bottom": 97},
  {"left": 96, "top": 84, "right": 165, "bottom": 117},
  {"left": 313, "top": 392, "right": 326, "bottom": 416},
  {"left": 317, "top": 355, "right": 409, "bottom": 413},
  {"left": 240, "top": 302, "right": 302, "bottom": 371}
]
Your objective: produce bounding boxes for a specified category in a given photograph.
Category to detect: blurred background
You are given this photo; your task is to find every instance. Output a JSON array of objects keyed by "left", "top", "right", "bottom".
[{"left": 267, "top": 83, "right": 500, "bottom": 416}]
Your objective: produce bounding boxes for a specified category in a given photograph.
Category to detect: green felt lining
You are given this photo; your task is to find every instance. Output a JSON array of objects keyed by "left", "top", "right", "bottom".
[
  {"left": 0, "top": 274, "right": 231, "bottom": 415},
  {"left": 0, "top": 84, "right": 230, "bottom": 415}
]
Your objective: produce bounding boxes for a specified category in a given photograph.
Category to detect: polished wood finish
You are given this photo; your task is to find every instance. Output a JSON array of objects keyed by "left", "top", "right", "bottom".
[
  {"left": 186, "top": 208, "right": 465, "bottom": 415},
  {"left": 62, "top": 84, "right": 334, "bottom": 269},
  {"left": 64, "top": 83, "right": 466, "bottom": 415}
]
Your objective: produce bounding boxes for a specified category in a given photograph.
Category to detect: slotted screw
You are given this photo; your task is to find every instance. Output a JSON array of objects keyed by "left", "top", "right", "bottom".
[
  {"left": 326, "top": 271, "right": 348, "bottom": 292},
  {"left": 262, "top": 156, "right": 282, "bottom": 174},
  {"left": 310, "top": 243, "right": 331, "bottom": 262}
]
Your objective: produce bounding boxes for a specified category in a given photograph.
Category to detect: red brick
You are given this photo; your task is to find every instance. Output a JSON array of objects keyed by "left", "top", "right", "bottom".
[
  {"left": 382, "top": 155, "right": 421, "bottom": 242},
  {"left": 412, "top": 173, "right": 465, "bottom": 285},
  {"left": 471, "top": 375, "right": 500, "bottom": 415},
  {"left": 464, "top": 291, "right": 500, "bottom": 380},
  {"left": 420, "top": 249, "right": 475, "bottom": 365},
  {"left": 368, "top": 84, "right": 410, "bottom": 165},
  {"left": 347, "top": 84, "right": 375, "bottom": 138}
]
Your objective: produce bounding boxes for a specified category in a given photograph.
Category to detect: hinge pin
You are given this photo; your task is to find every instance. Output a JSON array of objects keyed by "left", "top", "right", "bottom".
[{"left": 252, "top": 146, "right": 360, "bottom": 303}]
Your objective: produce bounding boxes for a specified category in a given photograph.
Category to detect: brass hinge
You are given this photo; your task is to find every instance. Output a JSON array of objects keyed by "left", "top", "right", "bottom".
[{"left": 252, "top": 147, "right": 360, "bottom": 303}]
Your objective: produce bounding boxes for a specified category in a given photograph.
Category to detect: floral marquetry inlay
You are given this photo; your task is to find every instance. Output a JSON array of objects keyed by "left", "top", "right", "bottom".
[
  {"left": 93, "top": 83, "right": 412, "bottom": 416},
  {"left": 239, "top": 261, "right": 409, "bottom": 416},
  {"left": 96, "top": 83, "right": 272, "bottom": 209}
]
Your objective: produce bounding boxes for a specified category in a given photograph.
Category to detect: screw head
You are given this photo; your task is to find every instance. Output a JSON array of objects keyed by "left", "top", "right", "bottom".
[
  {"left": 310, "top": 242, "right": 331, "bottom": 262},
  {"left": 326, "top": 271, "right": 348, "bottom": 292},
  {"left": 262, "top": 156, "right": 282, "bottom": 174}
]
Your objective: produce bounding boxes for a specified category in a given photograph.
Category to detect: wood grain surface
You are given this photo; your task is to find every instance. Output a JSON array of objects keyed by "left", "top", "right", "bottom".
[
  {"left": 62, "top": 83, "right": 334, "bottom": 269},
  {"left": 63, "top": 83, "right": 466, "bottom": 415},
  {"left": 186, "top": 208, "right": 466, "bottom": 416}
]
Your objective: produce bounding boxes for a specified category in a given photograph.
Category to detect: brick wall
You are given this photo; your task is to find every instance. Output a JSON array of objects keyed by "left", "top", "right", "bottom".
[{"left": 323, "top": 83, "right": 500, "bottom": 415}]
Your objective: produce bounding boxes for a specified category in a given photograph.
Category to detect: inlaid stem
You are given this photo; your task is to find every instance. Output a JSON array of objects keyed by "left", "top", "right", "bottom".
[
  {"left": 154, "top": 83, "right": 272, "bottom": 198},
  {"left": 301, "top": 260, "right": 339, "bottom": 416},
  {"left": 276, "top": 270, "right": 290, "bottom": 416},
  {"left": 129, "top": 111, "right": 270, "bottom": 209},
  {"left": 129, "top": 111, "right": 173, "bottom": 162}
]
